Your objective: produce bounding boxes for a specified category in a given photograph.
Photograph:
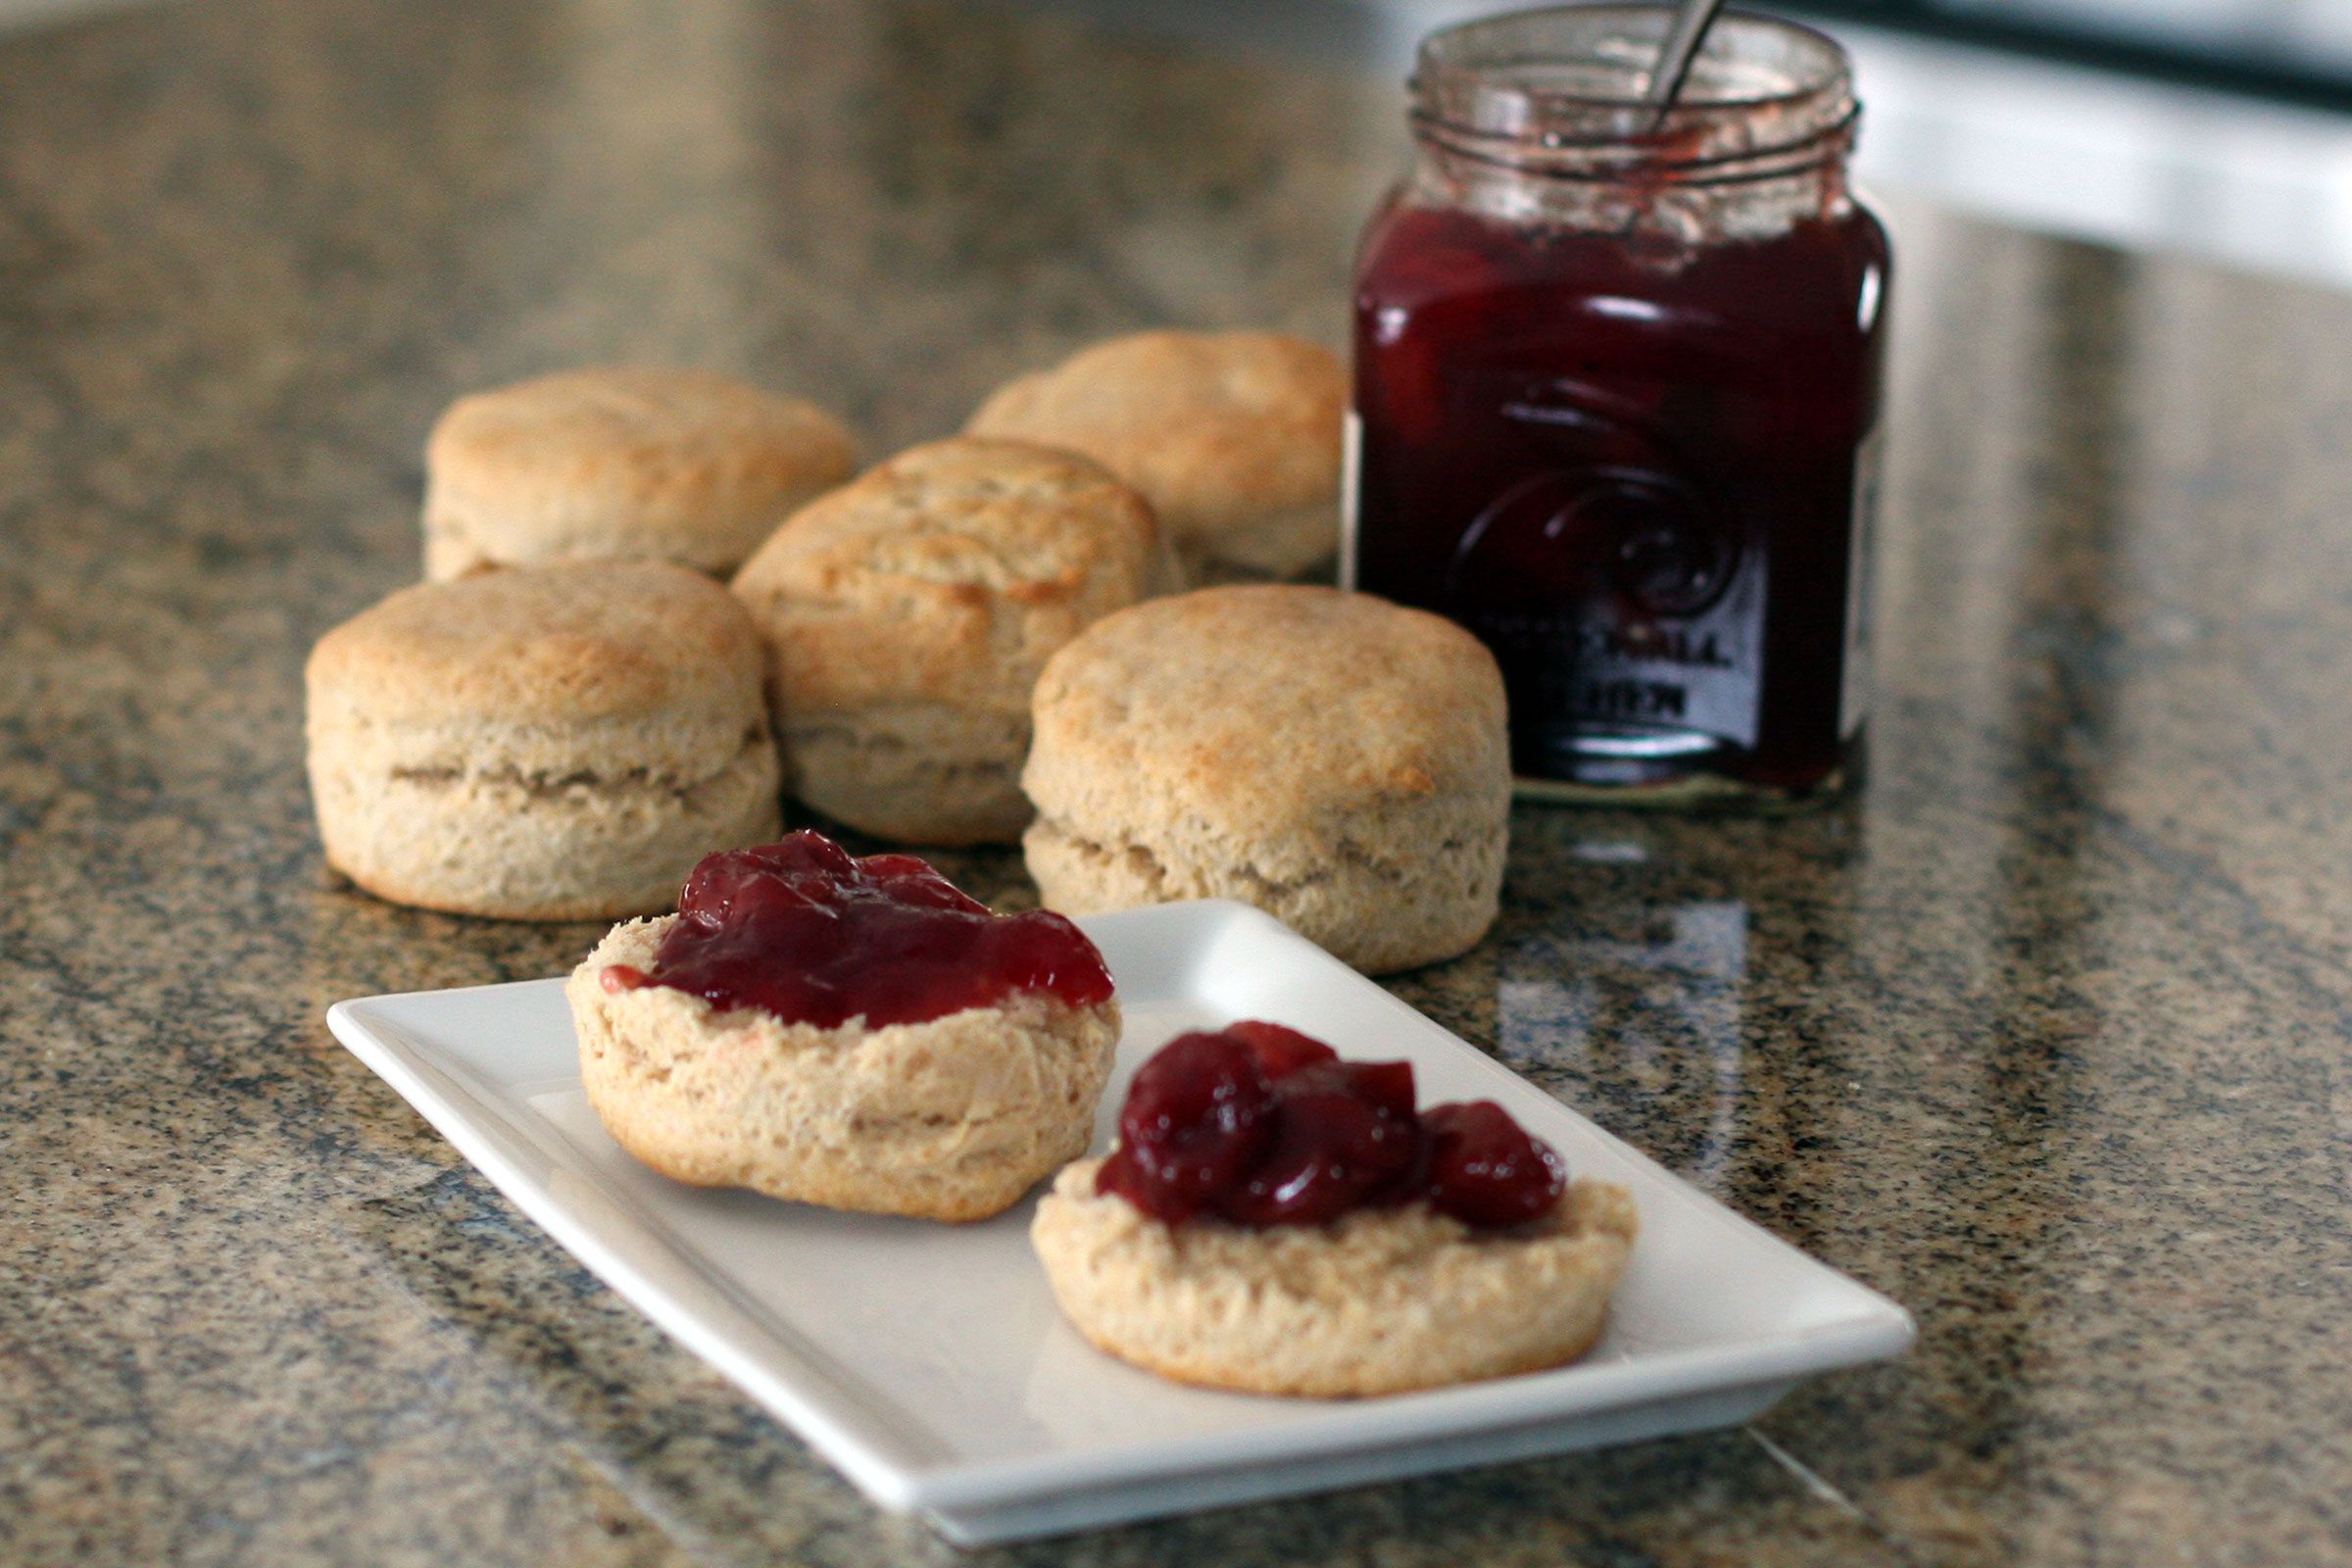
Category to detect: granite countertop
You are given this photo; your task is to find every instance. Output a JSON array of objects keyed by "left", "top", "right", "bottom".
[{"left": 5, "top": 0, "right": 2352, "bottom": 1563}]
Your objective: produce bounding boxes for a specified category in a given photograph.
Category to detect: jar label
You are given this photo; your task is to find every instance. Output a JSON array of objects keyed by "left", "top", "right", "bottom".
[
  {"left": 1488, "top": 548, "right": 1766, "bottom": 753},
  {"left": 1838, "top": 422, "right": 1883, "bottom": 740},
  {"left": 1436, "top": 460, "right": 1767, "bottom": 757},
  {"left": 1339, "top": 410, "right": 1362, "bottom": 592}
]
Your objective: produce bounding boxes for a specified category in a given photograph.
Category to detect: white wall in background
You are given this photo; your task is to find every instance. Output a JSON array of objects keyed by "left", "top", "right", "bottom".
[
  {"left": 1838, "top": 21, "right": 2352, "bottom": 289},
  {"left": 1955, "top": 0, "right": 2352, "bottom": 65}
]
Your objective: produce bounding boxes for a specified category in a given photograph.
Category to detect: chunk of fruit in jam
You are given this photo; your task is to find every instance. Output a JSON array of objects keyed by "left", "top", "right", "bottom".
[
  {"left": 1096, "top": 1023, "right": 1566, "bottom": 1230},
  {"left": 1109, "top": 1033, "right": 1275, "bottom": 1220},
  {"left": 1421, "top": 1101, "right": 1568, "bottom": 1228},
  {"left": 1217, "top": 1061, "right": 1420, "bottom": 1227},
  {"left": 600, "top": 831, "right": 1114, "bottom": 1029},
  {"left": 1225, "top": 1020, "right": 1339, "bottom": 1080}
]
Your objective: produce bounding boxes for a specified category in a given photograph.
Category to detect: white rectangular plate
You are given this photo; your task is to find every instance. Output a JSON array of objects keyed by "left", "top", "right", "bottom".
[{"left": 328, "top": 900, "right": 1912, "bottom": 1545}]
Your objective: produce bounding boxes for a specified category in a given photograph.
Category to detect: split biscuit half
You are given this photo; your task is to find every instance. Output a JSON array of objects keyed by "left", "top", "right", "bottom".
[
  {"left": 569, "top": 916, "right": 1119, "bottom": 1222},
  {"left": 1032, "top": 1159, "right": 1638, "bottom": 1396}
]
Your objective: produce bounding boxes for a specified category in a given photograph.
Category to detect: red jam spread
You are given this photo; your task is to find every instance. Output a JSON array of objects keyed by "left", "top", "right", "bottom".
[
  {"left": 601, "top": 831, "right": 1115, "bottom": 1029},
  {"left": 1096, "top": 1021, "right": 1565, "bottom": 1230},
  {"left": 1351, "top": 201, "right": 1888, "bottom": 794}
]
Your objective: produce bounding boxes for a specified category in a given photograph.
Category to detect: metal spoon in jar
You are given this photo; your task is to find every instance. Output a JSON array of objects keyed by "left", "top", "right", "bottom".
[{"left": 1642, "top": 0, "right": 1730, "bottom": 128}]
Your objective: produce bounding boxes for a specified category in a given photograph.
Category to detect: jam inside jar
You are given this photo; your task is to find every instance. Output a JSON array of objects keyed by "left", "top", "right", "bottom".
[{"left": 1348, "top": 6, "right": 1889, "bottom": 807}]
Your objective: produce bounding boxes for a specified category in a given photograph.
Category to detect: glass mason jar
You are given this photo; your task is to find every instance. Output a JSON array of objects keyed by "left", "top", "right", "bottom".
[{"left": 1347, "top": 6, "right": 1889, "bottom": 808}]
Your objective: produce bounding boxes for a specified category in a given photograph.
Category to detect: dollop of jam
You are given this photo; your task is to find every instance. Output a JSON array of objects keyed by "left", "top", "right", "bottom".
[
  {"left": 600, "top": 830, "right": 1115, "bottom": 1029},
  {"left": 1096, "top": 1021, "right": 1565, "bottom": 1230}
]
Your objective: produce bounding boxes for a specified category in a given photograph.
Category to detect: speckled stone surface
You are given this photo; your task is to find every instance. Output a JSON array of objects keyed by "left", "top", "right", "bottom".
[{"left": 3, "top": 1, "right": 2350, "bottom": 1563}]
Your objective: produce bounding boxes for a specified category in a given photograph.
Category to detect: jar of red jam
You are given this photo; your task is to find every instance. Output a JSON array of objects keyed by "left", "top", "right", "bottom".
[{"left": 1348, "top": 6, "right": 1889, "bottom": 808}]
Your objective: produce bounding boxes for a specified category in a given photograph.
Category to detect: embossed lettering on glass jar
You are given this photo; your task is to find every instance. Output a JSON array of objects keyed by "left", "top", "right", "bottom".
[{"left": 1348, "top": 6, "right": 1889, "bottom": 807}]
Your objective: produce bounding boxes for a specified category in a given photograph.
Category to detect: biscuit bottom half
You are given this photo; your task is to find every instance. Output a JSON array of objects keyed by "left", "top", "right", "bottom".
[
  {"left": 312, "top": 726, "right": 781, "bottom": 922},
  {"left": 1030, "top": 1159, "right": 1639, "bottom": 1397},
  {"left": 784, "top": 703, "right": 1033, "bottom": 847},
  {"left": 567, "top": 917, "right": 1118, "bottom": 1222},
  {"left": 1022, "top": 810, "right": 1507, "bottom": 977}
]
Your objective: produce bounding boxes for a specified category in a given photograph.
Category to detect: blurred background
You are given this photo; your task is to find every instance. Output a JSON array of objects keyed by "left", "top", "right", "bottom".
[{"left": 7, "top": 0, "right": 2350, "bottom": 287}]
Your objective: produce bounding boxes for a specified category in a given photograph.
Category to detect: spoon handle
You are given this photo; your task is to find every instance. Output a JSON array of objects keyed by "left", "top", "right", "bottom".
[{"left": 1643, "top": 0, "right": 1730, "bottom": 123}]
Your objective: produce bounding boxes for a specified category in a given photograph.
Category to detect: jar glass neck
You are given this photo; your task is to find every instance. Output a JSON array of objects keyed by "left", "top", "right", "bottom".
[
  {"left": 1408, "top": 141, "right": 1850, "bottom": 244},
  {"left": 1407, "top": 5, "right": 1857, "bottom": 185}
]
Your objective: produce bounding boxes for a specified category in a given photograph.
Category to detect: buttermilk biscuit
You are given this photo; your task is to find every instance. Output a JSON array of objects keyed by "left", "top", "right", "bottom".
[
  {"left": 730, "top": 436, "right": 1176, "bottom": 846},
  {"left": 1022, "top": 585, "right": 1510, "bottom": 974},
  {"left": 306, "top": 563, "right": 780, "bottom": 920},
  {"left": 965, "top": 331, "right": 1344, "bottom": 580},
  {"left": 423, "top": 367, "right": 856, "bottom": 579},
  {"left": 567, "top": 917, "right": 1118, "bottom": 1221},
  {"left": 1032, "top": 1161, "right": 1638, "bottom": 1396}
]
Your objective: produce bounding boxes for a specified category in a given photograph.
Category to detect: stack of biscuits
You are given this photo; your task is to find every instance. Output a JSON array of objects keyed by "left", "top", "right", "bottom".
[{"left": 306, "top": 332, "right": 1511, "bottom": 976}]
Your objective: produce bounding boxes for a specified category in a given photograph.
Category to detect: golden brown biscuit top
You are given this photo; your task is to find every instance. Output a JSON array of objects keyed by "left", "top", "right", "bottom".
[
  {"left": 427, "top": 366, "right": 855, "bottom": 509},
  {"left": 730, "top": 437, "right": 1167, "bottom": 714},
  {"left": 307, "top": 562, "right": 766, "bottom": 724},
  {"left": 964, "top": 332, "right": 1343, "bottom": 542},
  {"left": 1027, "top": 584, "right": 1507, "bottom": 825}
]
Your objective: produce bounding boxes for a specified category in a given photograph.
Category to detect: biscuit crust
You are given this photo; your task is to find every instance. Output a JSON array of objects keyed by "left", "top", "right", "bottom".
[
  {"left": 1021, "top": 584, "right": 1510, "bottom": 973},
  {"left": 569, "top": 917, "right": 1120, "bottom": 1221},
  {"left": 1031, "top": 1160, "right": 1638, "bottom": 1396},
  {"left": 305, "top": 563, "right": 781, "bottom": 920},
  {"left": 424, "top": 367, "right": 855, "bottom": 579},
  {"left": 966, "top": 331, "right": 1344, "bottom": 579},
  {"left": 731, "top": 436, "right": 1174, "bottom": 845}
]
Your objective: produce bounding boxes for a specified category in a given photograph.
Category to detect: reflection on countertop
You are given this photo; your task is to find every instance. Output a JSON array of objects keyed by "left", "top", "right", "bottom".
[{"left": 2, "top": 0, "right": 2351, "bottom": 1565}]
